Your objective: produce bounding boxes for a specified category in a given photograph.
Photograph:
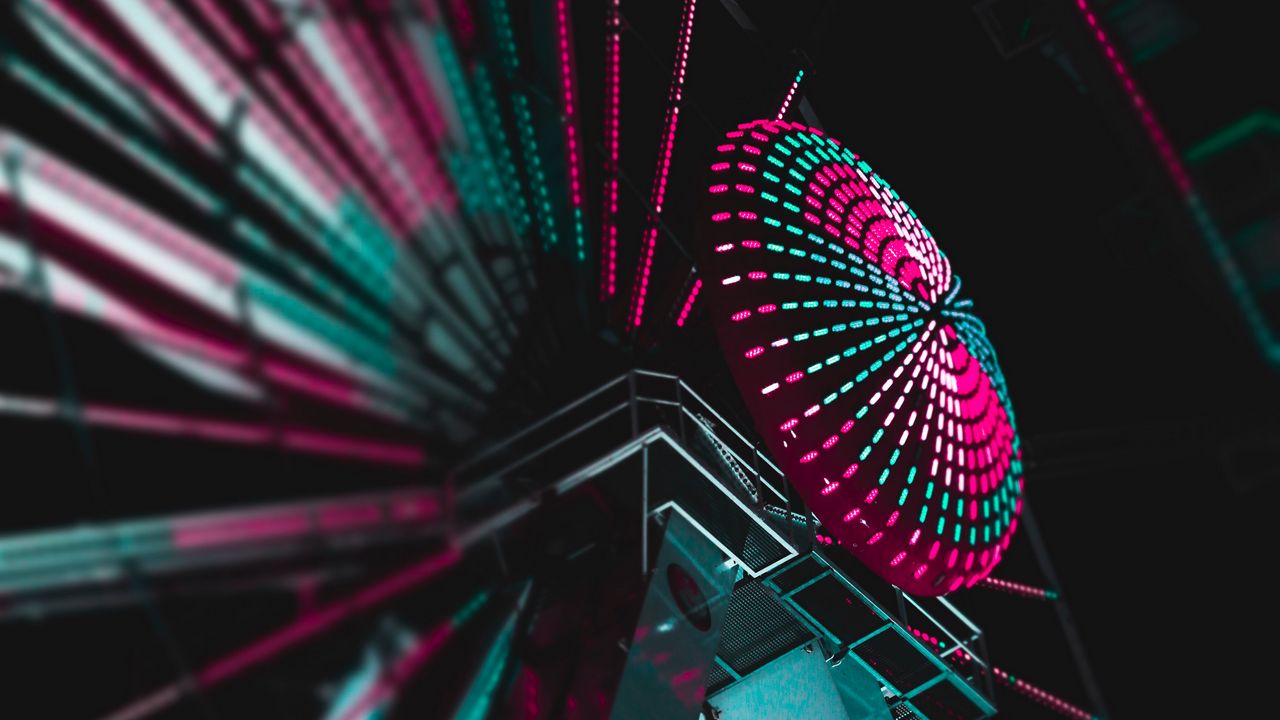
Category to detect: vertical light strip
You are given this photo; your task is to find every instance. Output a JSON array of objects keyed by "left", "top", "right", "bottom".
[
  {"left": 601, "top": 0, "right": 622, "bottom": 296},
  {"left": 489, "top": 0, "right": 558, "bottom": 249},
  {"left": 629, "top": 0, "right": 699, "bottom": 328},
  {"left": 1073, "top": 0, "right": 1277, "bottom": 364},
  {"left": 556, "top": 0, "right": 587, "bottom": 261},
  {"left": 775, "top": 68, "right": 804, "bottom": 121}
]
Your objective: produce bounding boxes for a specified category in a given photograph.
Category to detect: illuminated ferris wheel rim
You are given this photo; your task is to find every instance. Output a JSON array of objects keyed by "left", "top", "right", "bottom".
[{"left": 700, "top": 117, "right": 1022, "bottom": 596}]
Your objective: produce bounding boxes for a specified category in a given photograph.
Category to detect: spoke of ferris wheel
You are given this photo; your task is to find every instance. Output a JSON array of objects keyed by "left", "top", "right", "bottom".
[
  {"left": 1021, "top": 496, "right": 1110, "bottom": 717},
  {"left": 627, "top": 0, "right": 700, "bottom": 329},
  {"left": 99, "top": 548, "right": 462, "bottom": 720},
  {"left": 0, "top": 487, "right": 448, "bottom": 614},
  {"left": 977, "top": 576, "right": 1059, "bottom": 600},
  {"left": 11, "top": 3, "right": 524, "bottom": 397}
]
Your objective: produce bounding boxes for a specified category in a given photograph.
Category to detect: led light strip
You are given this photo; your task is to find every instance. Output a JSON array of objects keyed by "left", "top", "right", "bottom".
[
  {"left": 4, "top": 135, "right": 423, "bottom": 401},
  {"left": 38, "top": 0, "right": 219, "bottom": 150},
  {"left": 992, "top": 664, "right": 1096, "bottom": 720},
  {"left": 556, "top": 0, "right": 588, "bottom": 261},
  {"left": 1073, "top": 0, "right": 1277, "bottom": 364},
  {"left": 489, "top": 0, "right": 559, "bottom": 250},
  {"left": 629, "top": 0, "right": 699, "bottom": 327},
  {"left": 979, "top": 575, "right": 1058, "bottom": 600},
  {"left": 0, "top": 392, "right": 424, "bottom": 465},
  {"left": 601, "top": 0, "right": 622, "bottom": 297},
  {"left": 675, "top": 277, "right": 702, "bottom": 327},
  {"left": 776, "top": 68, "right": 804, "bottom": 121}
]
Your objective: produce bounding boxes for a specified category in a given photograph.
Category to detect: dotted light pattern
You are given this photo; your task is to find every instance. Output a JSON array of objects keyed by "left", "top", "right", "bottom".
[
  {"left": 979, "top": 575, "right": 1058, "bottom": 600},
  {"left": 993, "top": 665, "right": 1096, "bottom": 720},
  {"left": 700, "top": 119, "right": 1022, "bottom": 596},
  {"left": 907, "top": 625, "right": 947, "bottom": 651},
  {"left": 555, "top": 0, "right": 587, "bottom": 261},
  {"left": 775, "top": 69, "right": 804, "bottom": 121},
  {"left": 1073, "top": 0, "right": 1278, "bottom": 365},
  {"left": 949, "top": 651, "right": 1098, "bottom": 720},
  {"left": 601, "top": 0, "right": 621, "bottom": 298},
  {"left": 629, "top": 0, "right": 698, "bottom": 327},
  {"left": 675, "top": 277, "right": 702, "bottom": 327}
]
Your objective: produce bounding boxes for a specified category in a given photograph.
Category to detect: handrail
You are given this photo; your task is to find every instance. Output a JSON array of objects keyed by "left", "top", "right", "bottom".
[{"left": 453, "top": 373, "right": 628, "bottom": 474}]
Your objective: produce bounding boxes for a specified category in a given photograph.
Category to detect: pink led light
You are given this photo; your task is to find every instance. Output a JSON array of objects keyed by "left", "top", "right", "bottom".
[
  {"left": 601, "top": 0, "right": 621, "bottom": 296},
  {"left": 283, "top": 430, "right": 424, "bottom": 466},
  {"left": 174, "top": 513, "right": 311, "bottom": 549},
  {"left": 317, "top": 503, "right": 384, "bottom": 531},
  {"left": 745, "top": 346, "right": 765, "bottom": 358},
  {"left": 1073, "top": 0, "right": 1190, "bottom": 193},
  {"left": 820, "top": 480, "right": 839, "bottom": 494},
  {"left": 332, "top": 19, "right": 445, "bottom": 213},
  {"left": 556, "top": 0, "right": 587, "bottom": 259},
  {"left": 445, "top": 0, "right": 477, "bottom": 46},
  {"left": 71, "top": 403, "right": 424, "bottom": 466},
  {"left": 629, "top": 0, "right": 699, "bottom": 327},
  {"left": 675, "top": 278, "right": 702, "bottom": 327},
  {"left": 43, "top": 0, "right": 218, "bottom": 149},
  {"left": 979, "top": 576, "right": 1056, "bottom": 600},
  {"left": 192, "top": 0, "right": 253, "bottom": 60},
  {"left": 991, "top": 666, "right": 1096, "bottom": 720},
  {"left": 33, "top": 150, "right": 239, "bottom": 283}
]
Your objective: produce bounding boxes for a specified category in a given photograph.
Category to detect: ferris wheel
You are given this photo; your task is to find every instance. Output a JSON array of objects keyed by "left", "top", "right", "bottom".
[{"left": 0, "top": 1, "right": 1105, "bottom": 718}]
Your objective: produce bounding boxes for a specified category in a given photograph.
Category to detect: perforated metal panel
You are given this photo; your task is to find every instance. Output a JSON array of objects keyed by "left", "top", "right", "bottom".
[{"left": 714, "top": 581, "right": 813, "bottom": 678}]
